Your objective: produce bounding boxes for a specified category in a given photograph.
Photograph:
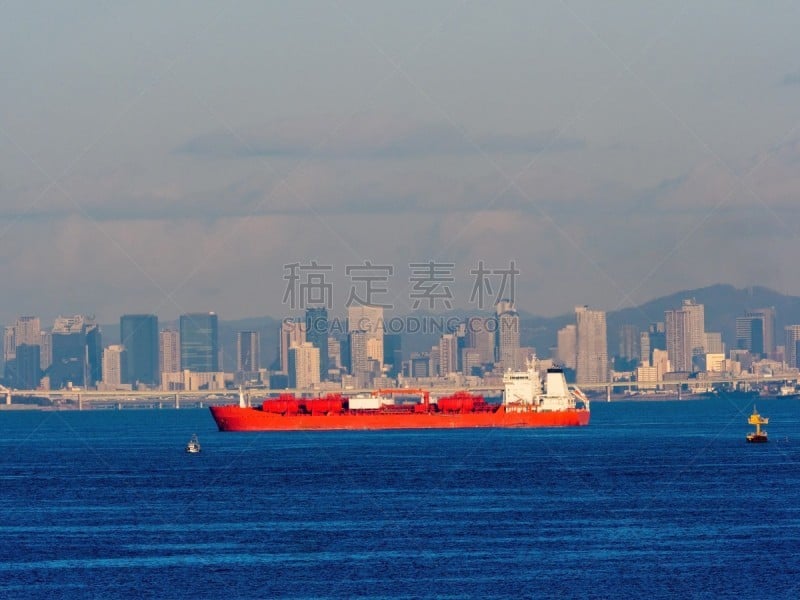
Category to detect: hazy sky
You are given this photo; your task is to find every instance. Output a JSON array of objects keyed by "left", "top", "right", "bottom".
[{"left": 3, "top": 1, "right": 800, "bottom": 324}]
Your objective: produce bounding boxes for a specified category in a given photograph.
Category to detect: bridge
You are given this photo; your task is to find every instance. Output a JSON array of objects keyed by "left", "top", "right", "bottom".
[{"left": 1, "top": 374, "right": 795, "bottom": 409}]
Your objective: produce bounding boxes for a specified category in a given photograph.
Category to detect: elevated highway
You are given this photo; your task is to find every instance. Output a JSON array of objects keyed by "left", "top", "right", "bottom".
[{"left": 1, "top": 374, "right": 795, "bottom": 409}]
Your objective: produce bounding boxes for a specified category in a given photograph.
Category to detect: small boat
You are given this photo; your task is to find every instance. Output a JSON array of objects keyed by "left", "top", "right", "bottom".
[
  {"left": 185, "top": 434, "right": 201, "bottom": 453},
  {"left": 746, "top": 406, "right": 768, "bottom": 443}
]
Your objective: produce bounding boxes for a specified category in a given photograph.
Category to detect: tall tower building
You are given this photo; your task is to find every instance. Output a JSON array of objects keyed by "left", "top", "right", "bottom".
[
  {"left": 3, "top": 326, "right": 15, "bottom": 363},
  {"left": 665, "top": 309, "right": 691, "bottom": 372},
  {"left": 279, "top": 319, "right": 306, "bottom": 373},
  {"left": 347, "top": 305, "right": 384, "bottom": 366},
  {"left": 15, "top": 344, "right": 41, "bottom": 389},
  {"left": 557, "top": 324, "right": 577, "bottom": 369},
  {"left": 383, "top": 333, "right": 402, "bottom": 378},
  {"left": 13, "top": 316, "right": 42, "bottom": 389},
  {"left": 466, "top": 316, "right": 495, "bottom": 364},
  {"left": 410, "top": 352, "right": 430, "bottom": 377},
  {"left": 575, "top": 306, "right": 608, "bottom": 384},
  {"left": 749, "top": 308, "right": 775, "bottom": 356},
  {"left": 179, "top": 313, "right": 219, "bottom": 372},
  {"left": 50, "top": 316, "right": 90, "bottom": 389},
  {"left": 288, "top": 342, "right": 320, "bottom": 389},
  {"left": 785, "top": 325, "right": 800, "bottom": 369},
  {"left": 496, "top": 302, "right": 521, "bottom": 371},
  {"left": 704, "top": 332, "right": 724, "bottom": 355},
  {"left": 40, "top": 331, "right": 52, "bottom": 371},
  {"left": 736, "top": 316, "right": 760, "bottom": 353},
  {"left": 618, "top": 324, "right": 639, "bottom": 361},
  {"left": 237, "top": 330, "right": 260, "bottom": 373},
  {"left": 305, "top": 307, "right": 329, "bottom": 380},
  {"left": 15, "top": 316, "right": 41, "bottom": 346},
  {"left": 439, "top": 333, "right": 458, "bottom": 376},
  {"left": 102, "top": 345, "right": 127, "bottom": 386},
  {"left": 349, "top": 330, "right": 369, "bottom": 381},
  {"left": 461, "top": 349, "right": 482, "bottom": 376},
  {"left": 640, "top": 322, "right": 666, "bottom": 367},
  {"left": 736, "top": 308, "right": 776, "bottom": 358},
  {"left": 120, "top": 314, "right": 159, "bottom": 386},
  {"left": 85, "top": 322, "right": 103, "bottom": 387},
  {"left": 429, "top": 344, "right": 441, "bottom": 377},
  {"left": 681, "top": 299, "right": 706, "bottom": 357},
  {"left": 665, "top": 301, "right": 704, "bottom": 372},
  {"left": 327, "top": 337, "right": 342, "bottom": 371},
  {"left": 159, "top": 329, "right": 180, "bottom": 375}
]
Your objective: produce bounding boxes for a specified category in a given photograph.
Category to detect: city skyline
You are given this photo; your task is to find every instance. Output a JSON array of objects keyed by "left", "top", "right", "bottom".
[
  {"left": 4, "top": 4, "right": 800, "bottom": 325},
  {"left": 6, "top": 288, "right": 800, "bottom": 393}
]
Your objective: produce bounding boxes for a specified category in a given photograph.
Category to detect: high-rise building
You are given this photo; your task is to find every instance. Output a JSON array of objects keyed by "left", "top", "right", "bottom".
[
  {"left": 575, "top": 306, "right": 608, "bottom": 384},
  {"left": 102, "top": 345, "right": 127, "bottom": 386},
  {"left": 704, "top": 332, "right": 724, "bottom": 355},
  {"left": 383, "top": 333, "right": 402, "bottom": 378},
  {"left": 466, "top": 316, "right": 495, "bottom": 365},
  {"left": 618, "top": 325, "right": 639, "bottom": 361},
  {"left": 279, "top": 319, "right": 306, "bottom": 373},
  {"left": 557, "top": 324, "right": 577, "bottom": 369},
  {"left": 50, "top": 316, "right": 85, "bottom": 388},
  {"left": 85, "top": 322, "right": 103, "bottom": 387},
  {"left": 14, "top": 316, "right": 41, "bottom": 346},
  {"left": 349, "top": 330, "right": 368, "bottom": 379},
  {"left": 665, "top": 300, "right": 704, "bottom": 372},
  {"left": 120, "top": 314, "right": 159, "bottom": 386},
  {"left": 15, "top": 343, "right": 41, "bottom": 389},
  {"left": 410, "top": 352, "right": 430, "bottom": 378},
  {"left": 305, "top": 308, "right": 328, "bottom": 380},
  {"left": 347, "top": 305, "right": 384, "bottom": 366},
  {"left": 750, "top": 308, "right": 775, "bottom": 356},
  {"left": 2, "top": 326, "right": 15, "bottom": 383},
  {"left": 665, "top": 309, "right": 691, "bottom": 372},
  {"left": 640, "top": 322, "right": 666, "bottom": 367},
  {"left": 461, "top": 349, "right": 482, "bottom": 376},
  {"left": 339, "top": 335, "right": 351, "bottom": 373},
  {"left": 327, "top": 337, "right": 341, "bottom": 371},
  {"left": 288, "top": 342, "right": 320, "bottom": 389},
  {"left": 10, "top": 317, "right": 42, "bottom": 389},
  {"left": 3, "top": 326, "right": 15, "bottom": 363},
  {"left": 439, "top": 333, "right": 458, "bottom": 376},
  {"left": 785, "top": 325, "right": 800, "bottom": 369},
  {"left": 236, "top": 331, "right": 260, "bottom": 373},
  {"left": 496, "top": 302, "right": 520, "bottom": 371},
  {"left": 40, "top": 331, "right": 52, "bottom": 371},
  {"left": 159, "top": 329, "right": 180, "bottom": 375},
  {"left": 429, "top": 344, "right": 440, "bottom": 377},
  {"left": 736, "top": 316, "right": 761, "bottom": 353},
  {"left": 736, "top": 308, "right": 775, "bottom": 358},
  {"left": 682, "top": 299, "right": 706, "bottom": 356},
  {"left": 179, "top": 313, "right": 219, "bottom": 372},
  {"left": 50, "top": 316, "right": 101, "bottom": 389}
]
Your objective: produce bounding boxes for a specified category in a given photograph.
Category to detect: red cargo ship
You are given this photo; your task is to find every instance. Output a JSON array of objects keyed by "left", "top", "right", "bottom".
[{"left": 209, "top": 362, "right": 590, "bottom": 431}]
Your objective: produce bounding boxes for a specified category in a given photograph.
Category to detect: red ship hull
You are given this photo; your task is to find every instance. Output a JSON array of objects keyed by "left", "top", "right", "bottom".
[{"left": 209, "top": 404, "right": 590, "bottom": 431}]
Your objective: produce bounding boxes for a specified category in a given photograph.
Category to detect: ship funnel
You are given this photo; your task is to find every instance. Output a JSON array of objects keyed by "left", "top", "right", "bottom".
[{"left": 545, "top": 369, "right": 569, "bottom": 397}]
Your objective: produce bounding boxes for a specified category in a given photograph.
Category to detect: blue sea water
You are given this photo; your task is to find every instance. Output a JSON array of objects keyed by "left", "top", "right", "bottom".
[{"left": 1, "top": 398, "right": 799, "bottom": 599}]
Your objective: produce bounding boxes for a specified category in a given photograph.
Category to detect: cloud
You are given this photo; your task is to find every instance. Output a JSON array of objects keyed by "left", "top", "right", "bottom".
[
  {"left": 781, "top": 71, "right": 800, "bottom": 86},
  {"left": 175, "top": 114, "right": 585, "bottom": 160}
]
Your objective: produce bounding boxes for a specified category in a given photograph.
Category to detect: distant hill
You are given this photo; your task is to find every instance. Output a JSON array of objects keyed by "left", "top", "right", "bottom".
[
  {"left": 522, "top": 284, "right": 800, "bottom": 357},
  {"left": 95, "top": 285, "right": 800, "bottom": 370}
]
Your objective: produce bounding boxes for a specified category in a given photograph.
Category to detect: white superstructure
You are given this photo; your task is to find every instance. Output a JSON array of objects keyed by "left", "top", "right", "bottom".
[{"left": 502, "top": 356, "right": 588, "bottom": 412}]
